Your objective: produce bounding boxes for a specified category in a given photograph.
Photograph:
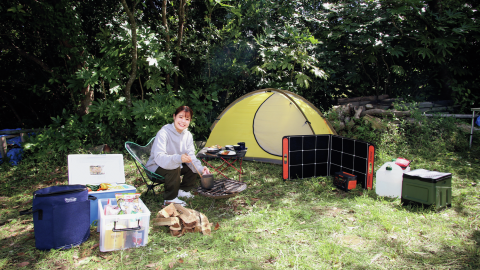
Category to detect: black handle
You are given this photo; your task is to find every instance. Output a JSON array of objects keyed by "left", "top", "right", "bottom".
[
  {"left": 88, "top": 195, "right": 97, "bottom": 200},
  {"left": 112, "top": 220, "right": 141, "bottom": 232},
  {"left": 19, "top": 208, "right": 43, "bottom": 220}
]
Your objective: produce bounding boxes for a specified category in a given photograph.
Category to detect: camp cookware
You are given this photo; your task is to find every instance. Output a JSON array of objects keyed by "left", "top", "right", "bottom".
[
  {"left": 200, "top": 174, "right": 215, "bottom": 189},
  {"left": 237, "top": 142, "right": 245, "bottom": 150}
]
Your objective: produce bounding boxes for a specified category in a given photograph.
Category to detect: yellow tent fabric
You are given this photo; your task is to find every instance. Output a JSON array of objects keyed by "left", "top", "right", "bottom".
[{"left": 206, "top": 89, "right": 336, "bottom": 164}]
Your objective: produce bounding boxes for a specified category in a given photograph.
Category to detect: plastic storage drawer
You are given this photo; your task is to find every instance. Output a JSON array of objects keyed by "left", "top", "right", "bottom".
[
  {"left": 97, "top": 198, "right": 151, "bottom": 252},
  {"left": 401, "top": 169, "right": 452, "bottom": 210}
]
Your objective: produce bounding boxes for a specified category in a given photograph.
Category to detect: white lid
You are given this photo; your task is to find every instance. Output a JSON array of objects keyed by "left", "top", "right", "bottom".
[{"left": 68, "top": 154, "right": 125, "bottom": 185}]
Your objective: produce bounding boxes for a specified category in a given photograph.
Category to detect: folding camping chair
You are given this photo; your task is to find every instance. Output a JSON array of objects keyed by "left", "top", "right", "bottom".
[{"left": 125, "top": 138, "right": 165, "bottom": 196}]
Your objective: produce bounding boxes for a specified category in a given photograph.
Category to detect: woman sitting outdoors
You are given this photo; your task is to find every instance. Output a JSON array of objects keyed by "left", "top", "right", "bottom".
[{"left": 146, "top": 105, "right": 211, "bottom": 206}]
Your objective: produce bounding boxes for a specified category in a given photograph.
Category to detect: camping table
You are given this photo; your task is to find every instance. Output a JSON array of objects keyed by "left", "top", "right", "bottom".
[
  {"left": 470, "top": 108, "right": 480, "bottom": 149},
  {"left": 196, "top": 148, "right": 247, "bottom": 181}
]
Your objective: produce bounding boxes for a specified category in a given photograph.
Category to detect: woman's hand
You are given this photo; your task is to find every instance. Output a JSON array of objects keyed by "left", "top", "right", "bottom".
[
  {"left": 181, "top": 153, "right": 192, "bottom": 163},
  {"left": 202, "top": 166, "right": 211, "bottom": 175}
]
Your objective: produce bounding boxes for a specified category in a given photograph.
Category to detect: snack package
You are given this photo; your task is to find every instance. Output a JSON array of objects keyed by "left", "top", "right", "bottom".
[
  {"left": 115, "top": 193, "right": 142, "bottom": 215},
  {"left": 104, "top": 198, "right": 121, "bottom": 215}
]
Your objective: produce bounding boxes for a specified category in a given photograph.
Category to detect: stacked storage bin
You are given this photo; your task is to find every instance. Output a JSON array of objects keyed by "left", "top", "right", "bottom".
[{"left": 401, "top": 169, "right": 452, "bottom": 210}]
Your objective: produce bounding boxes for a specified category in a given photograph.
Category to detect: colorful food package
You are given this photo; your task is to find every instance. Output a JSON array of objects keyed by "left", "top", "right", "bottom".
[
  {"left": 104, "top": 198, "right": 121, "bottom": 215},
  {"left": 115, "top": 193, "right": 142, "bottom": 215}
]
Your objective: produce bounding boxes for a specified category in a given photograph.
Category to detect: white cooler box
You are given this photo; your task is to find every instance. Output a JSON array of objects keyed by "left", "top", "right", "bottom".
[
  {"left": 68, "top": 154, "right": 137, "bottom": 226},
  {"left": 98, "top": 198, "right": 151, "bottom": 252}
]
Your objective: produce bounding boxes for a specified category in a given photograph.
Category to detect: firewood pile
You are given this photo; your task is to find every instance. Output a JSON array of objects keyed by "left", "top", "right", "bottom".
[
  {"left": 152, "top": 203, "right": 213, "bottom": 237},
  {"left": 330, "top": 95, "right": 457, "bottom": 132}
]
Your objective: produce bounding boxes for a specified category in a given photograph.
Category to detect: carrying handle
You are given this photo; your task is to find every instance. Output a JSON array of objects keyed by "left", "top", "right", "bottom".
[
  {"left": 19, "top": 208, "right": 43, "bottom": 220},
  {"left": 88, "top": 195, "right": 97, "bottom": 201},
  {"left": 112, "top": 220, "right": 141, "bottom": 232},
  {"left": 34, "top": 188, "right": 87, "bottom": 198}
]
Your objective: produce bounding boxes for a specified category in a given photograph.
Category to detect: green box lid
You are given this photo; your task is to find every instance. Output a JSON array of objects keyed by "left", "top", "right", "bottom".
[{"left": 404, "top": 169, "right": 452, "bottom": 183}]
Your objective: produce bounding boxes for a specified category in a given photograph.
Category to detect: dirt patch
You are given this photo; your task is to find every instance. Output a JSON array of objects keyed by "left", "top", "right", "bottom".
[{"left": 312, "top": 206, "right": 344, "bottom": 217}]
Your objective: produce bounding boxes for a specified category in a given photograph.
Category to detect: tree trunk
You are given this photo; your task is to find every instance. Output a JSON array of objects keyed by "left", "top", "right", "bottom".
[
  {"left": 162, "top": 0, "right": 171, "bottom": 87},
  {"left": 76, "top": 84, "right": 94, "bottom": 116},
  {"left": 174, "top": 0, "right": 186, "bottom": 91},
  {"left": 120, "top": 0, "right": 137, "bottom": 107}
]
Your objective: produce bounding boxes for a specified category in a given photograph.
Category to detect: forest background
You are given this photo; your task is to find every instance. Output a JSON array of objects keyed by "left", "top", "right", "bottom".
[{"left": 1, "top": 0, "right": 479, "bottom": 156}]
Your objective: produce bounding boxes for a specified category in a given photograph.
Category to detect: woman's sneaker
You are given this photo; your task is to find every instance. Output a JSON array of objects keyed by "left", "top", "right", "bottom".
[
  {"left": 178, "top": 189, "right": 194, "bottom": 199},
  {"left": 164, "top": 197, "right": 186, "bottom": 206}
]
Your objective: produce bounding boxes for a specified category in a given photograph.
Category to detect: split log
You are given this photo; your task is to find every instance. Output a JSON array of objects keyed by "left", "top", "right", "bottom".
[
  {"left": 361, "top": 109, "right": 411, "bottom": 118},
  {"left": 157, "top": 203, "right": 180, "bottom": 218},
  {"left": 153, "top": 217, "right": 180, "bottom": 226},
  {"left": 170, "top": 230, "right": 183, "bottom": 237},
  {"left": 200, "top": 213, "right": 213, "bottom": 236},
  {"left": 354, "top": 106, "right": 364, "bottom": 119},
  {"left": 155, "top": 205, "right": 212, "bottom": 237}
]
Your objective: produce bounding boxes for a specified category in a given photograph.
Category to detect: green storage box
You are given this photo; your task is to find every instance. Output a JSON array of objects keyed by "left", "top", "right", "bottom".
[{"left": 401, "top": 169, "right": 452, "bottom": 210}]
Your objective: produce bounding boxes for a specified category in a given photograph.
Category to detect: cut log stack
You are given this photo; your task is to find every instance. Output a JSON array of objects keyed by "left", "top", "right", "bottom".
[{"left": 152, "top": 203, "right": 213, "bottom": 237}]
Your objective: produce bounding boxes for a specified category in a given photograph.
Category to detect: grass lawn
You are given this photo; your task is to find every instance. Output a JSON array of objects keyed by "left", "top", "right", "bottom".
[{"left": 1, "top": 118, "right": 480, "bottom": 269}]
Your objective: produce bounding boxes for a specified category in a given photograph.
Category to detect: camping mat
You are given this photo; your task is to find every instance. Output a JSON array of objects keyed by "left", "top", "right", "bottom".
[{"left": 196, "top": 178, "right": 247, "bottom": 199}]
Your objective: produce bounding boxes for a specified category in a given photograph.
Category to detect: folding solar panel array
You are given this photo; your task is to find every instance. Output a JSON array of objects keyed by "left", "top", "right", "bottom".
[{"left": 282, "top": 135, "right": 375, "bottom": 189}]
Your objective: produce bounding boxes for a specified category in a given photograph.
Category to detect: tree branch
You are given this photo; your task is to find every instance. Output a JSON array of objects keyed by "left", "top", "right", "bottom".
[{"left": 1, "top": 43, "right": 53, "bottom": 74}]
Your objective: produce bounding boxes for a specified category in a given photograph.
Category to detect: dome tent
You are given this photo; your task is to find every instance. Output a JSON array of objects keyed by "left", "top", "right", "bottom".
[{"left": 205, "top": 89, "right": 336, "bottom": 164}]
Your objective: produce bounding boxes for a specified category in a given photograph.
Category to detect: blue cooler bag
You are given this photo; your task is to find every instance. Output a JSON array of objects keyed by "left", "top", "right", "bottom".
[{"left": 21, "top": 185, "right": 94, "bottom": 250}]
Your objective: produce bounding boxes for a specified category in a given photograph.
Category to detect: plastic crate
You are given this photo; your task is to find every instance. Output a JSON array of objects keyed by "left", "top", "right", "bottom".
[
  {"left": 401, "top": 169, "right": 452, "bottom": 210},
  {"left": 97, "top": 198, "right": 151, "bottom": 252}
]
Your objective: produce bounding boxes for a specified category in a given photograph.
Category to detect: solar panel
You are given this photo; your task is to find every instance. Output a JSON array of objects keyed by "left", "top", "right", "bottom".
[{"left": 282, "top": 135, "right": 375, "bottom": 189}]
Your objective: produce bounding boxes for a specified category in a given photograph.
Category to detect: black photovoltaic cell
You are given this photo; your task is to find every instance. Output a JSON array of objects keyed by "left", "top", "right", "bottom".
[
  {"left": 290, "top": 137, "right": 303, "bottom": 151},
  {"left": 315, "top": 150, "right": 329, "bottom": 163},
  {"left": 283, "top": 135, "right": 375, "bottom": 189},
  {"left": 290, "top": 151, "right": 303, "bottom": 166}
]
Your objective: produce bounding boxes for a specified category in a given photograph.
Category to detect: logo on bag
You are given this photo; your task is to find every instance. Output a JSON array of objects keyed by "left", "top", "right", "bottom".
[{"left": 65, "top": 197, "right": 77, "bottom": 203}]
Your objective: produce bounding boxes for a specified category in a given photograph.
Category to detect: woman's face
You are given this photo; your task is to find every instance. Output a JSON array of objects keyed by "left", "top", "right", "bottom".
[{"left": 173, "top": 111, "right": 191, "bottom": 133}]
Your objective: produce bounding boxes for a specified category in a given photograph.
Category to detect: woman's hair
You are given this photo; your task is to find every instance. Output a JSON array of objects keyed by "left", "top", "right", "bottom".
[{"left": 173, "top": 105, "right": 193, "bottom": 119}]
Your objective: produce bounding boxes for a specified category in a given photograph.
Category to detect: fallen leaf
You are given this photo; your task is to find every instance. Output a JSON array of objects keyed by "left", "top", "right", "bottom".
[
  {"left": 176, "top": 247, "right": 182, "bottom": 251},
  {"left": 251, "top": 198, "right": 260, "bottom": 201},
  {"left": 163, "top": 249, "right": 168, "bottom": 253},
  {"left": 78, "top": 257, "right": 90, "bottom": 264},
  {"left": 98, "top": 255, "right": 112, "bottom": 261},
  {"left": 20, "top": 219, "right": 33, "bottom": 224},
  {"left": 192, "top": 249, "right": 197, "bottom": 253},
  {"left": 214, "top": 222, "right": 220, "bottom": 230},
  {"left": 146, "top": 262, "right": 158, "bottom": 268},
  {"left": 169, "top": 261, "right": 175, "bottom": 268},
  {"left": 17, "top": 262, "right": 29, "bottom": 267},
  {"left": 178, "top": 259, "right": 184, "bottom": 263},
  {"left": 254, "top": 190, "right": 262, "bottom": 194},
  {"left": 299, "top": 221, "right": 306, "bottom": 225}
]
